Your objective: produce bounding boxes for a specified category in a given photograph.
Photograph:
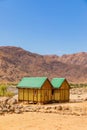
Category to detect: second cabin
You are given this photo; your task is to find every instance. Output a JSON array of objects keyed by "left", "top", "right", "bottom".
[
  {"left": 51, "top": 78, "right": 70, "bottom": 102},
  {"left": 17, "top": 77, "right": 53, "bottom": 104}
]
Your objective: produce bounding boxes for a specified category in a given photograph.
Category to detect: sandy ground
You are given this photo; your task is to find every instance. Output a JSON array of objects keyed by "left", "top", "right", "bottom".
[
  {"left": 0, "top": 87, "right": 87, "bottom": 130},
  {"left": 0, "top": 102, "right": 87, "bottom": 130},
  {"left": 0, "top": 110, "right": 87, "bottom": 130}
]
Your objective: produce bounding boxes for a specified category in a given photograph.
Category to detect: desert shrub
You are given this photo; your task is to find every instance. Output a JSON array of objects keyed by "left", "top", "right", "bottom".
[
  {"left": 70, "top": 83, "right": 87, "bottom": 88},
  {"left": 5, "top": 91, "right": 14, "bottom": 97},
  {"left": 7, "top": 82, "right": 17, "bottom": 86},
  {"left": 0, "top": 84, "right": 14, "bottom": 97},
  {"left": 0, "top": 84, "right": 7, "bottom": 96}
]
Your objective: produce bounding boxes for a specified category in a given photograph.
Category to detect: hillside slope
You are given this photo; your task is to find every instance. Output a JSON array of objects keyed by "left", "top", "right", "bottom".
[{"left": 0, "top": 46, "right": 87, "bottom": 83}]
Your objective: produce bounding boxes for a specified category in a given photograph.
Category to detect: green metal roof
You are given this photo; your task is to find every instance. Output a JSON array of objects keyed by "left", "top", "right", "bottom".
[
  {"left": 51, "top": 78, "right": 65, "bottom": 88},
  {"left": 17, "top": 77, "right": 48, "bottom": 88}
]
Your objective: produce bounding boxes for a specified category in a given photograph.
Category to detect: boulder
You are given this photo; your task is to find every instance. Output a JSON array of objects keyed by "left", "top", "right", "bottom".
[
  {"left": 2, "top": 107, "right": 8, "bottom": 113},
  {"left": 0, "top": 97, "right": 10, "bottom": 106},
  {"left": 10, "top": 105, "right": 15, "bottom": 112},
  {"left": 7, "top": 98, "right": 17, "bottom": 105}
]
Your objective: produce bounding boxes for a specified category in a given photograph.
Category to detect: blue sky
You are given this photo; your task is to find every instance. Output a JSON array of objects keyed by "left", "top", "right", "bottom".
[{"left": 0, "top": 0, "right": 87, "bottom": 55}]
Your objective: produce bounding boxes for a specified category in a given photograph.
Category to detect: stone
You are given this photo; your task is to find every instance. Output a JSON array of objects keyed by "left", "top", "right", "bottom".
[
  {"left": 0, "top": 107, "right": 2, "bottom": 111},
  {"left": 56, "top": 106, "right": 62, "bottom": 111},
  {"left": 0, "top": 97, "right": 10, "bottom": 104},
  {"left": 23, "top": 107, "right": 30, "bottom": 112},
  {"left": 84, "top": 98, "right": 87, "bottom": 101},
  {"left": 7, "top": 98, "right": 17, "bottom": 105},
  {"left": 14, "top": 109, "right": 21, "bottom": 114},
  {"left": 63, "top": 106, "right": 70, "bottom": 111},
  {"left": 10, "top": 105, "right": 15, "bottom": 112},
  {"left": 6, "top": 104, "right": 10, "bottom": 109},
  {"left": 2, "top": 107, "right": 8, "bottom": 113},
  {"left": 0, "top": 110, "right": 4, "bottom": 115}
]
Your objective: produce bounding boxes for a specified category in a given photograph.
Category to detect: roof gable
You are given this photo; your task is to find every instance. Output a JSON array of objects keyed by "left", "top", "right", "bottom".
[
  {"left": 51, "top": 78, "right": 65, "bottom": 88},
  {"left": 17, "top": 77, "right": 48, "bottom": 88}
]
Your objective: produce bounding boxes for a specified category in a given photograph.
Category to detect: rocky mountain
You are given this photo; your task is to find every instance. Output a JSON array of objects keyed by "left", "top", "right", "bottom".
[{"left": 0, "top": 46, "right": 87, "bottom": 83}]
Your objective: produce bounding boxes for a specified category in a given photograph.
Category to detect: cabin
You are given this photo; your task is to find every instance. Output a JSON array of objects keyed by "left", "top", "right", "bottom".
[
  {"left": 51, "top": 78, "right": 70, "bottom": 102},
  {"left": 17, "top": 77, "right": 53, "bottom": 104}
]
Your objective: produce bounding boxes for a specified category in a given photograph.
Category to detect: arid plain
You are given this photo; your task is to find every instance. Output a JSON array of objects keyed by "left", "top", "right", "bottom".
[{"left": 0, "top": 88, "right": 87, "bottom": 130}]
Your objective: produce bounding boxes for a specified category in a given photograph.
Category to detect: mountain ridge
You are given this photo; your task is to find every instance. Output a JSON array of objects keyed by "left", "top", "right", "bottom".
[{"left": 0, "top": 46, "right": 87, "bottom": 83}]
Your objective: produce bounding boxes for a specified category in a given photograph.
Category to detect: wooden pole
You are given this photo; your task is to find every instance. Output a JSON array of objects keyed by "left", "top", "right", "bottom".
[
  {"left": 23, "top": 88, "right": 24, "bottom": 103},
  {"left": 33, "top": 89, "right": 34, "bottom": 103},
  {"left": 28, "top": 89, "right": 29, "bottom": 103}
]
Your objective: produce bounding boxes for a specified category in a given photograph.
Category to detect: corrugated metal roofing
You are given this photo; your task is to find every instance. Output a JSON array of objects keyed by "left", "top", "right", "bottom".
[
  {"left": 51, "top": 78, "right": 65, "bottom": 88},
  {"left": 17, "top": 77, "right": 48, "bottom": 88}
]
